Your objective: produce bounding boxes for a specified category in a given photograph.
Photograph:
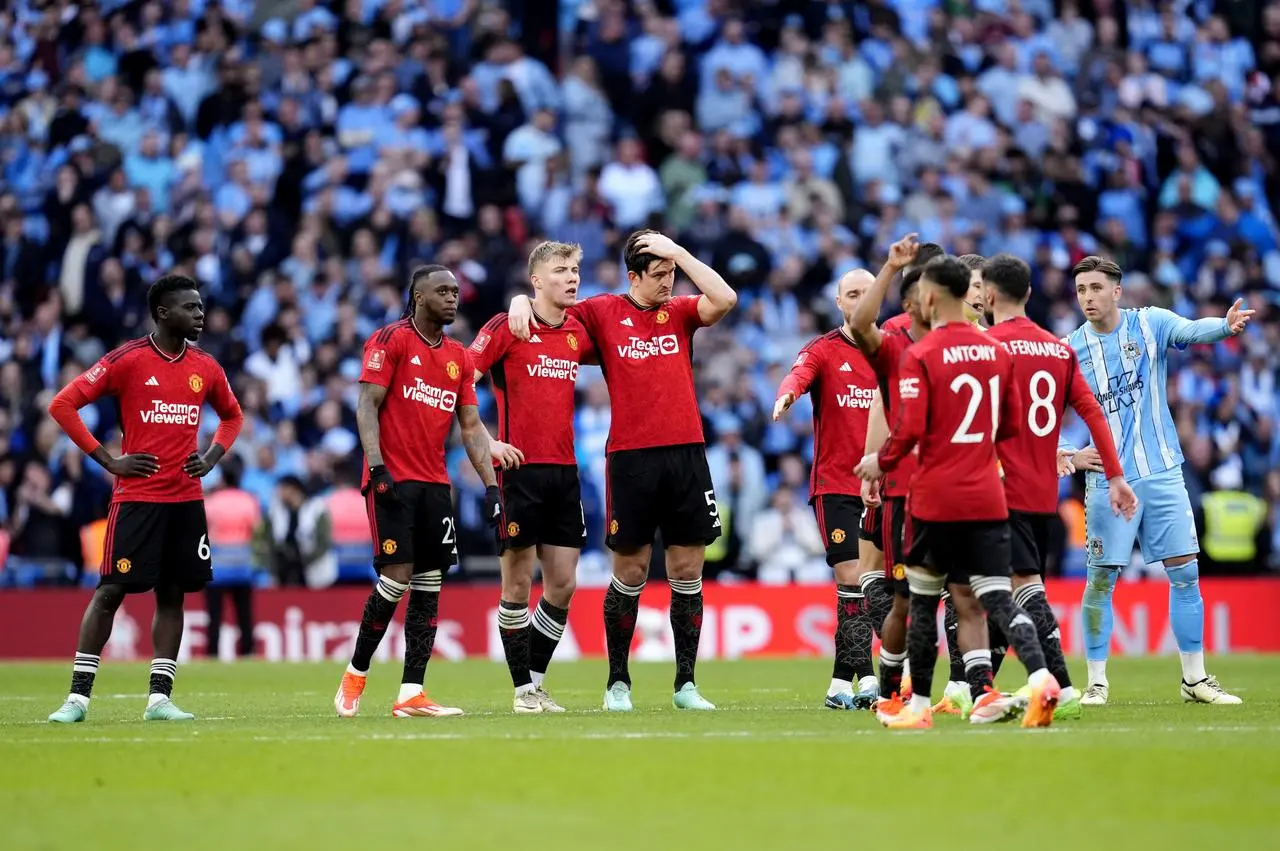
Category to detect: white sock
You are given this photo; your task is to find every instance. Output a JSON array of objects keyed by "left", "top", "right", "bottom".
[
  {"left": 1086, "top": 659, "right": 1108, "bottom": 686},
  {"left": 397, "top": 683, "right": 423, "bottom": 702},
  {"left": 515, "top": 683, "right": 536, "bottom": 697},
  {"left": 67, "top": 693, "right": 89, "bottom": 708},
  {"left": 828, "top": 677, "right": 853, "bottom": 696},
  {"left": 146, "top": 693, "right": 168, "bottom": 709},
  {"left": 530, "top": 671, "right": 545, "bottom": 688},
  {"left": 1180, "top": 651, "right": 1206, "bottom": 683},
  {"left": 1028, "top": 667, "right": 1052, "bottom": 689},
  {"left": 909, "top": 693, "right": 932, "bottom": 714},
  {"left": 902, "top": 657, "right": 912, "bottom": 678},
  {"left": 346, "top": 662, "right": 368, "bottom": 677},
  {"left": 1060, "top": 686, "right": 1078, "bottom": 703},
  {"left": 858, "top": 675, "right": 878, "bottom": 692}
]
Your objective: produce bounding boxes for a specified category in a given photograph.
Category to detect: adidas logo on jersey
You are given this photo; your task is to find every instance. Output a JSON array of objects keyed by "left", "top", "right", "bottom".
[
  {"left": 529, "top": 334, "right": 542, "bottom": 343},
  {"left": 410, "top": 355, "right": 422, "bottom": 365},
  {"left": 145, "top": 376, "right": 159, "bottom": 386},
  {"left": 620, "top": 318, "right": 634, "bottom": 327},
  {"left": 839, "top": 362, "right": 852, "bottom": 372}
]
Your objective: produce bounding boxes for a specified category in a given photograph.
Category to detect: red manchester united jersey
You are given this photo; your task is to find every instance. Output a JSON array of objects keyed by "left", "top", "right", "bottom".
[
  {"left": 778, "top": 328, "right": 877, "bottom": 498},
  {"left": 987, "top": 317, "right": 1124, "bottom": 514},
  {"left": 864, "top": 329, "right": 920, "bottom": 497},
  {"left": 360, "top": 319, "right": 478, "bottom": 487},
  {"left": 878, "top": 322, "right": 1023, "bottom": 522},
  {"left": 69, "top": 338, "right": 241, "bottom": 503},
  {"left": 471, "top": 311, "right": 593, "bottom": 465},
  {"left": 882, "top": 312, "right": 912, "bottom": 333},
  {"left": 572, "top": 293, "right": 707, "bottom": 453}
]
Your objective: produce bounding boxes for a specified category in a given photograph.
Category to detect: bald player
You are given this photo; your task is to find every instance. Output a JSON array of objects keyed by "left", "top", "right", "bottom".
[{"left": 775, "top": 269, "right": 883, "bottom": 709}]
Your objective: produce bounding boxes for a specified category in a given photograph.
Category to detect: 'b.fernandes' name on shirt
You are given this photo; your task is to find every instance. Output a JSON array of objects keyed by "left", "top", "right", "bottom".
[
  {"left": 140, "top": 400, "right": 200, "bottom": 425},
  {"left": 402, "top": 377, "right": 457, "bottom": 412},
  {"left": 527, "top": 355, "right": 578, "bottom": 381},
  {"left": 615, "top": 334, "right": 679, "bottom": 360},
  {"left": 941, "top": 344, "right": 998, "bottom": 364},
  {"left": 1000, "top": 339, "right": 1072, "bottom": 360},
  {"left": 837, "top": 385, "right": 875, "bottom": 409}
]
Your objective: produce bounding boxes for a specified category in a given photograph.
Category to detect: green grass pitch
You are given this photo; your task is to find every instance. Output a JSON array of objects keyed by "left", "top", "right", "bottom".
[{"left": 3, "top": 656, "right": 1278, "bottom": 850}]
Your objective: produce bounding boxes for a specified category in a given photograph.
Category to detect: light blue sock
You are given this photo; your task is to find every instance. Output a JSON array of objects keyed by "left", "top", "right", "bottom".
[
  {"left": 1166, "top": 559, "right": 1204, "bottom": 654},
  {"left": 1082, "top": 567, "right": 1118, "bottom": 662}
]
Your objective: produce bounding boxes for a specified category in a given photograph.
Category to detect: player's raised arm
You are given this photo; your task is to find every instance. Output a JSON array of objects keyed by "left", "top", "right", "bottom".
[
  {"left": 633, "top": 232, "right": 737, "bottom": 325},
  {"left": 773, "top": 346, "right": 821, "bottom": 420},
  {"left": 849, "top": 234, "right": 918, "bottom": 356},
  {"left": 48, "top": 361, "right": 159, "bottom": 478},
  {"left": 857, "top": 354, "right": 926, "bottom": 480}
]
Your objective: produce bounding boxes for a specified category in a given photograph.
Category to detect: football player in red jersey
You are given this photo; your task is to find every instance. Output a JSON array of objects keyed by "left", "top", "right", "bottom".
[
  {"left": 982, "top": 254, "right": 1137, "bottom": 720},
  {"left": 472, "top": 242, "right": 595, "bottom": 713},
  {"left": 508, "top": 229, "right": 737, "bottom": 712},
  {"left": 46, "top": 274, "right": 244, "bottom": 724},
  {"left": 856, "top": 257, "right": 1061, "bottom": 729},
  {"left": 335, "top": 266, "right": 502, "bottom": 719},
  {"left": 774, "top": 268, "right": 882, "bottom": 710}
]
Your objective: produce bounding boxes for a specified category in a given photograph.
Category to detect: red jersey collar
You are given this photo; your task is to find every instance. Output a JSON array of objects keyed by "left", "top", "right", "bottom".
[
  {"left": 148, "top": 334, "right": 187, "bottom": 362},
  {"left": 408, "top": 317, "right": 443, "bottom": 348}
]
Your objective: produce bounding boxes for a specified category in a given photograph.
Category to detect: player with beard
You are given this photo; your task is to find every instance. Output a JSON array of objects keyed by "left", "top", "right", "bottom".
[
  {"left": 47, "top": 274, "right": 244, "bottom": 723},
  {"left": 471, "top": 242, "right": 594, "bottom": 713},
  {"left": 335, "top": 265, "right": 502, "bottom": 719}
]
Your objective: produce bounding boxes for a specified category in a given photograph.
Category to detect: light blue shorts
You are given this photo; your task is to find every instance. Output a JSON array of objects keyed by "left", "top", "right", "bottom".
[{"left": 1084, "top": 467, "right": 1198, "bottom": 568}]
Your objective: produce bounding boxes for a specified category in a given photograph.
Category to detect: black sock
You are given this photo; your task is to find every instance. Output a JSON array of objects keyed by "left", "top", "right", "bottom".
[
  {"left": 943, "top": 595, "right": 966, "bottom": 683},
  {"left": 603, "top": 576, "right": 644, "bottom": 687},
  {"left": 149, "top": 658, "right": 176, "bottom": 698},
  {"left": 878, "top": 648, "right": 905, "bottom": 699},
  {"left": 669, "top": 578, "right": 704, "bottom": 690},
  {"left": 963, "top": 649, "right": 994, "bottom": 701},
  {"left": 1015, "top": 581, "right": 1072, "bottom": 688},
  {"left": 972, "top": 581, "right": 1046, "bottom": 675},
  {"left": 906, "top": 593, "right": 942, "bottom": 702},
  {"left": 834, "top": 585, "right": 874, "bottom": 681},
  {"left": 860, "top": 574, "right": 894, "bottom": 639},
  {"left": 529, "top": 598, "right": 569, "bottom": 680},
  {"left": 401, "top": 573, "right": 441, "bottom": 686},
  {"left": 351, "top": 575, "right": 408, "bottom": 672},
  {"left": 498, "top": 599, "right": 532, "bottom": 688},
  {"left": 988, "top": 621, "right": 1009, "bottom": 678},
  {"left": 70, "top": 652, "right": 99, "bottom": 699}
]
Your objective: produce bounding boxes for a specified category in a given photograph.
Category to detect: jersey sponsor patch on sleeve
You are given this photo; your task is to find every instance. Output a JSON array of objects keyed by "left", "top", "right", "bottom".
[
  {"left": 84, "top": 363, "right": 107, "bottom": 384},
  {"left": 899, "top": 377, "right": 920, "bottom": 399},
  {"left": 366, "top": 348, "right": 386, "bottom": 371},
  {"left": 471, "top": 331, "right": 491, "bottom": 353},
  {"left": 794, "top": 352, "right": 807, "bottom": 367}
]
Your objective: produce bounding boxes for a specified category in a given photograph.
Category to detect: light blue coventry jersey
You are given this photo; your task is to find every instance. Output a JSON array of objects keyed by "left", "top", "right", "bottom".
[{"left": 1066, "top": 308, "right": 1230, "bottom": 484}]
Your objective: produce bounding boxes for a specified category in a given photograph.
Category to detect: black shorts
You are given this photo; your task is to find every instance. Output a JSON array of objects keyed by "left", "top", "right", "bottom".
[
  {"left": 1010, "top": 510, "right": 1051, "bottom": 578},
  {"left": 497, "top": 464, "right": 586, "bottom": 552},
  {"left": 606, "top": 444, "right": 720, "bottom": 551},
  {"left": 813, "top": 494, "right": 866, "bottom": 567},
  {"left": 860, "top": 501, "right": 882, "bottom": 546},
  {"left": 99, "top": 501, "right": 212, "bottom": 593},
  {"left": 881, "top": 496, "right": 910, "bottom": 598},
  {"left": 905, "top": 517, "right": 1012, "bottom": 586},
  {"left": 365, "top": 481, "right": 458, "bottom": 571}
]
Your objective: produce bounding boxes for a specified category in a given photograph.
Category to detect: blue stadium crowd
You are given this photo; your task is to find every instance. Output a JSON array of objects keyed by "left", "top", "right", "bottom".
[{"left": 2, "top": 0, "right": 1279, "bottom": 587}]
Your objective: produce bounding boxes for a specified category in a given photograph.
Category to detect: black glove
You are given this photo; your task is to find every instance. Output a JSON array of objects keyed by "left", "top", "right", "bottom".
[
  {"left": 484, "top": 485, "right": 503, "bottom": 528},
  {"left": 368, "top": 465, "right": 399, "bottom": 507}
]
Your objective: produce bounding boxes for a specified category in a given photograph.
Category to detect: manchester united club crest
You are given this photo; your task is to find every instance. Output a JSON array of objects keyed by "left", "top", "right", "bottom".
[
  {"left": 445, "top": 360, "right": 460, "bottom": 380},
  {"left": 892, "top": 564, "right": 906, "bottom": 580},
  {"left": 116, "top": 558, "right": 132, "bottom": 574},
  {"left": 188, "top": 374, "right": 203, "bottom": 393},
  {"left": 375, "top": 481, "right": 390, "bottom": 495},
  {"left": 381, "top": 539, "right": 398, "bottom": 555},
  {"left": 655, "top": 309, "right": 670, "bottom": 324},
  {"left": 831, "top": 528, "right": 847, "bottom": 544},
  {"left": 609, "top": 519, "right": 619, "bottom": 535},
  {"left": 507, "top": 522, "right": 520, "bottom": 537},
  {"left": 566, "top": 333, "right": 578, "bottom": 351}
]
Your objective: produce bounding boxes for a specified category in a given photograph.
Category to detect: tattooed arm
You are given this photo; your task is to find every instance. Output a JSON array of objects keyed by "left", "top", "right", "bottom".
[{"left": 457, "top": 404, "right": 497, "bottom": 487}]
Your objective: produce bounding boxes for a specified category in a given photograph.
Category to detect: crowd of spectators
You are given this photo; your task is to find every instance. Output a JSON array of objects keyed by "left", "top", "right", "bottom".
[{"left": 2, "top": 0, "right": 1280, "bottom": 586}]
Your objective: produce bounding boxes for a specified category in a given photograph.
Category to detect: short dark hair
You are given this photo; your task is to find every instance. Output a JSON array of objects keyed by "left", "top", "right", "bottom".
[
  {"left": 623, "top": 229, "right": 663, "bottom": 276},
  {"left": 147, "top": 274, "right": 199, "bottom": 321},
  {"left": 910, "top": 242, "right": 946, "bottom": 268},
  {"left": 403, "top": 264, "right": 452, "bottom": 317},
  {"left": 1071, "top": 255, "right": 1124, "bottom": 284},
  {"left": 901, "top": 266, "right": 923, "bottom": 301},
  {"left": 957, "top": 253, "right": 986, "bottom": 271},
  {"left": 922, "top": 256, "right": 971, "bottom": 299},
  {"left": 982, "top": 254, "right": 1031, "bottom": 302}
]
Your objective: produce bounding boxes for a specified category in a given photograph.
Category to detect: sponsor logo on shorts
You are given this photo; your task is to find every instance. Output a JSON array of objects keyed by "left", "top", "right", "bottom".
[
  {"left": 445, "top": 360, "right": 460, "bottom": 380},
  {"left": 188, "top": 374, "right": 204, "bottom": 393},
  {"left": 375, "top": 481, "right": 390, "bottom": 494},
  {"left": 507, "top": 522, "right": 520, "bottom": 537},
  {"left": 116, "top": 558, "right": 132, "bottom": 574},
  {"left": 892, "top": 564, "right": 905, "bottom": 580},
  {"left": 381, "top": 539, "right": 398, "bottom": 555},
  {"left": 609, "top": 519, "right": 619, "bottom": 535},
  {"left": 566, "top": 333, "right": 578, "bottom": 351},
  {"left": 830, "top": 528, "right": 846, "bottom": 544},
  {"left": 1088, "top": 537, "right": 1104, "bottom": 559}
]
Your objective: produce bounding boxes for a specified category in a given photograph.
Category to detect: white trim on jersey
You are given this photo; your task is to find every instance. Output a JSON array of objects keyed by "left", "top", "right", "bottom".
[
  {"left": 1117, "top": 319, "right": 1151, "bottom": 478},
  {"left": 1083, "top": 329, "right": 1125, "bottom": 470},
  {"left": 1136, "top": 310, "right": 1177, "bottom": 469}
]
